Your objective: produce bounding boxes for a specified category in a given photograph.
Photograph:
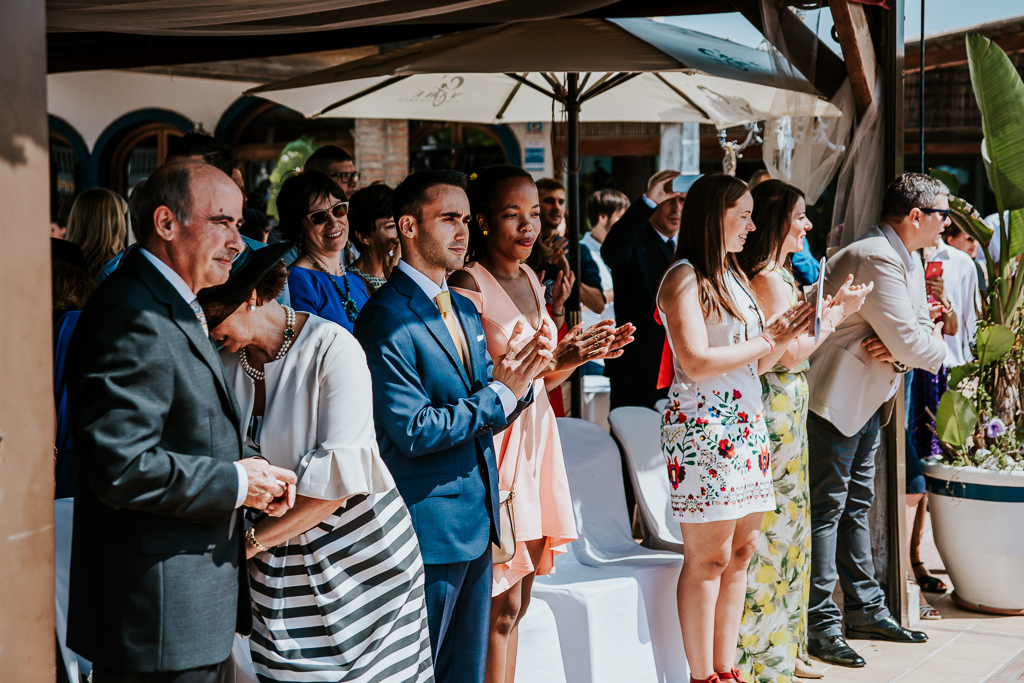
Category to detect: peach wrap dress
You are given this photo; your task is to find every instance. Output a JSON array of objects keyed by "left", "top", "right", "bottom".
[{"left": 452, "top": 262, "right": 579, "bottom": 596}]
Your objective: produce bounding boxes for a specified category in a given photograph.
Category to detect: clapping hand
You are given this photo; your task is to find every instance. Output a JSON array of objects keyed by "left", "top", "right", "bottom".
[
  {"left": 239, "top": 458, "right": 298, "bottom": 517},
  {"left": 763, "top": 301, "right": 813, "bottom": 348},
  {"left": 550, "top": 268, "right": 576, "bottom": 315},
  {"left": 493, "top": 321, "right": 555, "bottom": 398},
  {"left": 829, "top": 275, "right": 874, "bottom": 318},
  {"left": 382, "top": 237, "right": 401, "bottom": 279},
  {"left": 551, "top": 321, "right": 636, "bottom": 372}
]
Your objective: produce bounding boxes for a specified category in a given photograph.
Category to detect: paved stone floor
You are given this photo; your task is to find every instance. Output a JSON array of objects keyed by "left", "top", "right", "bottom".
[{"left": 804, "top": 510, "right": 1024, "bottom": 683}]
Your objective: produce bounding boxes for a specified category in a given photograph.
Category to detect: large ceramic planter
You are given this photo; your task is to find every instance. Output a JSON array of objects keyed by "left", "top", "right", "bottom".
[{"left": 923, "top": 461, "right": 1024, "bottom": 614}]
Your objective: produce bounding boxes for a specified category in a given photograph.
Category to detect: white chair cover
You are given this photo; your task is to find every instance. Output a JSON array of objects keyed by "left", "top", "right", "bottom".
[
  {"left": 609, "top": 407, "right": 685, "bottom": 554},
  {"left": 552, "top": 418, "right": 688, "bottom": 683},
  {"left": 531, "top": 545, "right": 659, "bottom": 683},
  {"left": 514, "top": 596, "right": 569, "bottom": 683},
  {"left": 56, "top": 498, "right": 90, "bottom": 683},
  {"left": 581, "top": 375, "right": 611, "bottom": 432}
]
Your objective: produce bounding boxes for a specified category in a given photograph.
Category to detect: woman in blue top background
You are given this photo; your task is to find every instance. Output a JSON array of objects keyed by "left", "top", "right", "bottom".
[
  {"left": 51, "top": 261, "right": 97, "bottom": 498},
  {"left": 277, "top": 170, "right": 370, "bottom": 331}
]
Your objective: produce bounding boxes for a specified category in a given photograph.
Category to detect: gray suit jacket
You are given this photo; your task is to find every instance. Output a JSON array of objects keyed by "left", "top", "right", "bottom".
[
  {"left": 806, "top": 224, "right": 947, "bottom": 436},
  {"left": 66, "top": 248, "right": 251, "bottom": 671}
]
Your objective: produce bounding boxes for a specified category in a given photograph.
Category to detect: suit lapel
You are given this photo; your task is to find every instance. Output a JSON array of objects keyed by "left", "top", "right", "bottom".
[
  {"left": 125, "top": 250, "right": 241, "bottom": 422},
  {"left": 453, "top": 293, "right": 484, "bottom": 386},
  {"left": 393, "top": 269, "right": 473, "bottom": 391}
]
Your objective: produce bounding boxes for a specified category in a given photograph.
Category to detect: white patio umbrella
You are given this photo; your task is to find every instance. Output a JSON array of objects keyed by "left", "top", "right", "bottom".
[
  {"left": 248, "top": 18, "right": 834, "bottom": 128},
  {"left": 249, "top": 17, "right": 841, "bottom": 412}
]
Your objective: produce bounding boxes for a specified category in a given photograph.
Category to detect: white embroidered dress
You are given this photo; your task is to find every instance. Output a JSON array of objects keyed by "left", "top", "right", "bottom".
[{"left": 658, "top": 261, "right": 777, "bottom": 523}]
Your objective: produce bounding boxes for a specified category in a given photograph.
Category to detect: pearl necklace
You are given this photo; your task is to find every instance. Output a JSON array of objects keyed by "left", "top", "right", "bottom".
[{"left": 239, "top": 305, "right": 296, "bottom": 382}]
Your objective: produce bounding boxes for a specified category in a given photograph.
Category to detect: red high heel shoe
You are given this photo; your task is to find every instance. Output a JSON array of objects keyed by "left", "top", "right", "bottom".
[
  {"left": 717, "top": 668, "right": 749, "bottom": 683},
  {"left": 690, "top": 675, "right": 723, "bottom": 683}
]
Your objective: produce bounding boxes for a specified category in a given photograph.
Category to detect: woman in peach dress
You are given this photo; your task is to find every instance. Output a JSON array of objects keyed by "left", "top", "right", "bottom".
[{"left": 450, "top": 165, "right": 635, "bottom": 683}]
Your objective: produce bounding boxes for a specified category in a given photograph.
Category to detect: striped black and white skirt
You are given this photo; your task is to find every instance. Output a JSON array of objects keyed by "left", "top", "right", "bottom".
[{"left": 247, "top": 488, "right": 434, "bottom": 683}]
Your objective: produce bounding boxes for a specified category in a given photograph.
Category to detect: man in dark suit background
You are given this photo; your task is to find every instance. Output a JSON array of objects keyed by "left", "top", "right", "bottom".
[
  {"left": 601, "top": 170, "right": 685, "bottom": 410},
  {"left": 67, "top": 160, "right": 298, "bottom": 683},
  {"left": 354, "top": 170, "right": 549, "bottom": 683}
]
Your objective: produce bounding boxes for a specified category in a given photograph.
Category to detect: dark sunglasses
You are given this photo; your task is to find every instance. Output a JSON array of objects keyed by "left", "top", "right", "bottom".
[
  {"left": 920, "top": 207, "right": 951, "bottom": 220},
  {"left": 306, "top": 201, "right": 349, "bottom": 225},
  {"left": 328, "top": 171, "right": 361, "bottom": 183}
]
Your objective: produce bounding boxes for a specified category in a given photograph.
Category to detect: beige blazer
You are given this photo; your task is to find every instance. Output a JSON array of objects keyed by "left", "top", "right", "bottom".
[{"left": 806, "top": 224, "right": 948, "bottom": 436}]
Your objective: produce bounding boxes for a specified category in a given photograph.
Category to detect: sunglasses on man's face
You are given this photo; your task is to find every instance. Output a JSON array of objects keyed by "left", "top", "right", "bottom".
[
  {"left": 328, "top": 171, "right": 361, "bottom": 184},
  {"left": 920, "top": 207, "right": 951, "bottom": 220},
  {"left": 306, "top": 202, "right": 349, "bottom": 225}
]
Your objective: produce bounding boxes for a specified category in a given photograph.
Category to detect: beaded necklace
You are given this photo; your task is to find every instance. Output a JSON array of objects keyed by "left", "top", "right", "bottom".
[
  {"left": 239, "top": 305, "right": 296, "bottom": 382},
  {"left": 309, "top": 257, "right": 359, "bottom": 323}
]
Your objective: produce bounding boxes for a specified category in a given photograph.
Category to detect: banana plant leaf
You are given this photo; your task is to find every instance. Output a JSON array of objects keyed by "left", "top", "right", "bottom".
[
  {"left": 976, "top": 324, "right": 1015, "bottom": 366},
  {"left": 949, "top": 196, "right": 994, "bottom": 247},
  {"left": 929, "top": 168, "right": 960, "bottom": 197},
  {"left": 968, "top": 34, "right": 1024, "bottom": 214},
  {"left": 948, "top": 362, "right": 977, "bottom": 390},
  {"left": 1008, "top": 208, "right": 1024, "bottom": 259},
  {"left": 266, "top": 135, "right": 318, "bottom": 219},
  {"left": 935, "top": 390, "right": 980, "bottom": 448}
]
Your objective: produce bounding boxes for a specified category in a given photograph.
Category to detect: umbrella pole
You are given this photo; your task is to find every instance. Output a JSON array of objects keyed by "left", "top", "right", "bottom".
[{"left": 567, "top": 73, "right": 583, "bottom": 418}]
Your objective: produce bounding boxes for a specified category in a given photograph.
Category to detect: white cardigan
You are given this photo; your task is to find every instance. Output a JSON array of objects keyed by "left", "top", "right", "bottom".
[{"left": 222, "top": 314, "right": 395, "bottom": 501}]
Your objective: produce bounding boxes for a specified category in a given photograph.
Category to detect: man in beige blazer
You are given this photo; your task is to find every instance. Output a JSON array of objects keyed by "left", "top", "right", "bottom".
[{"left": 804, "top": 174, "right": 950, "bottom": 667}]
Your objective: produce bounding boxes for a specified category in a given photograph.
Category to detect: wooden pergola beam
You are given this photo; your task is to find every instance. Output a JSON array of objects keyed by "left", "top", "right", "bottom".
[
  {"left": 830, "top": 0, "right": 877, "bottom": 115},
  {"left": 905, "top": 32, "right": 1024, "bottom": 73},
  {"left": 728, "top": 0, "right": 847, "bottom": 99}
]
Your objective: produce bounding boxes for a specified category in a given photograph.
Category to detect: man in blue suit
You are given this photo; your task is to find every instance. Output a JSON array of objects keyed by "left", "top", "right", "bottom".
[{"left": 354, "top": 170, "right": 550, "bottom": 683}]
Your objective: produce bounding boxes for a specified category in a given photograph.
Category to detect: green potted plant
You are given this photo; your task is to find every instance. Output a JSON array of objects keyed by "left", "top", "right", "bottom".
[{"left": 926, "top": 33, "right": 1024, "bottom": 615}]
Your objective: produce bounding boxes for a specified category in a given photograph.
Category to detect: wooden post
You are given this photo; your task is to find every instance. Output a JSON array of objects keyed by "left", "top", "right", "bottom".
[
  {"left": 728, "top": 0, "right": 848, "bottom": 99},
  {"left": 829, "top": 0, "right": 878, "bottom": 116},
  {"left": 0, "top": 0, "right": 57, "bottom": 679},
  {"left": 877, "top": 0, "right": 910, "bottom": 627}
]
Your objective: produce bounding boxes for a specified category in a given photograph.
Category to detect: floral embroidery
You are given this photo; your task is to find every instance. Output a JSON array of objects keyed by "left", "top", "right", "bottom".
[{"left": 660, "top": 263, "right": 774, "bottom": 523}]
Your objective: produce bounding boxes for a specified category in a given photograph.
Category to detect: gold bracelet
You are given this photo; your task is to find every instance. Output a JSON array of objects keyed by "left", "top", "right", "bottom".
[{"left": 245, "top": 526, "right": 270, "bottom": 553}]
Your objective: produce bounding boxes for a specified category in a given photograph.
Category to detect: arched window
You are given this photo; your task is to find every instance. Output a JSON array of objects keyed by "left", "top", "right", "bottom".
[
  {"left": 230, "top": 101, "right": 355, "bottom": 211},
  {"left": 49, "top": 131, "right": 80, "bottom": 222},
  {"left": 110, "top": 123, "right": 184, "bottom": 196},
  {"left": 409, "top": 122, "right": 509, "bottom": 173}
]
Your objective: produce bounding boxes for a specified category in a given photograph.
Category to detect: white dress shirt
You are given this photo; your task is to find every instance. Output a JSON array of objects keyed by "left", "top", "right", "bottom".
[
  {"left": 140, "top": 248, "right": 249, "bottom": 509},
  {"left": 580, "top": 232, "right": 615, "bottom": 336},
  {"left": 396, "top": 260, "right": 519, "bottom": 415},
  {"left": 928, "top": 242, "right": 979, "bottom": 367}
]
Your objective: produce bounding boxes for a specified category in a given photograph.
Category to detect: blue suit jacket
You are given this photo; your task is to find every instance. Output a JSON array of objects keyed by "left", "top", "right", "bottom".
[{"left": 353, "top": 266, "right": 505, "bottom": 565}]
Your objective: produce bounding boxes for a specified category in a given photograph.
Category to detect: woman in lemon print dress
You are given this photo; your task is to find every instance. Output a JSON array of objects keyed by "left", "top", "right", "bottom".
[{"left": 736, "top": 180, "right": 872, "bottom": 682}]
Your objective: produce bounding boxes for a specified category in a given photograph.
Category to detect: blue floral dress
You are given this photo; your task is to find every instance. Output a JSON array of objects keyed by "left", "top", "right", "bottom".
[{"left": 659, "top": 261, "right": 776, "bottom": 523}]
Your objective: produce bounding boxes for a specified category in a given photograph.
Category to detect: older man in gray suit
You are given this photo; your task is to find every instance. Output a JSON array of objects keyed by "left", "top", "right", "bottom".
[
  {"left": 804, "top": 174, "right": 950, "bottom": 667},
  {"left": 67, "top": 160, "right": 298, "bottom": 682}
]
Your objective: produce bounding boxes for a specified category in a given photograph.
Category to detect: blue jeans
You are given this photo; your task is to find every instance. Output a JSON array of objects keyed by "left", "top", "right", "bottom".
[{"left": 806, "top": 410, "right": 891, "bottom": 637}]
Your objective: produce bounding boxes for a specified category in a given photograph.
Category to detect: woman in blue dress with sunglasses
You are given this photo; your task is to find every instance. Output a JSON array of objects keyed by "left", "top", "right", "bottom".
[{"left": 278, "top": 171, "right": 370, "bottom": 332}]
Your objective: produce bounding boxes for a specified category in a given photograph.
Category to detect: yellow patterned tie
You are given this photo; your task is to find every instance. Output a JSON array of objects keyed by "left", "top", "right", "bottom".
[{"left": 435, "top": 291, "right": 466, "bottom": 369}]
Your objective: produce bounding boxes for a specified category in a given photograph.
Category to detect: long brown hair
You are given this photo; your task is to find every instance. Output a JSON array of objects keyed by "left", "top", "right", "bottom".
[
  {"left": 673, "top": 173, "right": 751, "bottom": 321},
  {"left": 738, "top": 179, "right": 806, "bottom": 279},
  {"left": 66, "top": 188, "right": 128, "bottom": 276}
]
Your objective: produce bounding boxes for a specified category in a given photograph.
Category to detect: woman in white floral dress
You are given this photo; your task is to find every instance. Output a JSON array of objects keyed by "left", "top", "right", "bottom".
[
  {"left": 734, "top": 180, "right": 871, "bottom": 683},
  {"left": 657, "top": 174, "right": 812, "bottom": 683}
]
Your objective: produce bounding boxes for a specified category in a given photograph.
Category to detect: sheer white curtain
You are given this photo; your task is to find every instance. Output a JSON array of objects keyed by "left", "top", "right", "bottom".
[{"left": 757, "top": 1, "right": 854, "bottom": 207}]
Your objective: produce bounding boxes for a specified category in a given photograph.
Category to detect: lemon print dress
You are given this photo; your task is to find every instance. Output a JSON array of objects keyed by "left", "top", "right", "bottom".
[{"left": 736, "top": 267, "right": 812, "bottom": 683}]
